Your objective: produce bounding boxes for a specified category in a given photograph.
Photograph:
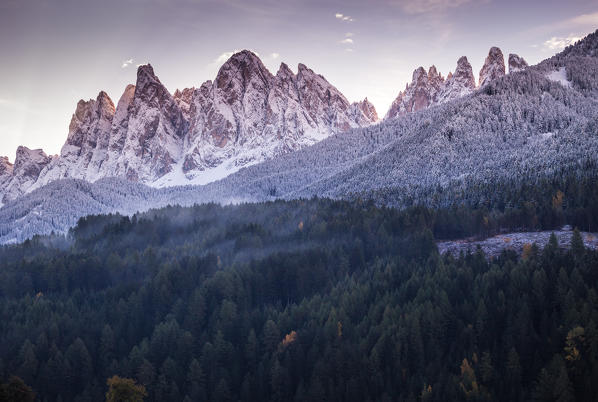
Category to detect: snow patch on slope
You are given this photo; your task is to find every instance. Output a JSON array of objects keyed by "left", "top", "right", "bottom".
[{"left": 546, "top": 67, "right": 571, "bottom": 88}]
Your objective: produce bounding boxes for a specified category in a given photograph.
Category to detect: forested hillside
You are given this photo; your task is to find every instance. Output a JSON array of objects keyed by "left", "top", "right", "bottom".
[{"left": 0, "top": 193, "right": 597, "bottom": 401}]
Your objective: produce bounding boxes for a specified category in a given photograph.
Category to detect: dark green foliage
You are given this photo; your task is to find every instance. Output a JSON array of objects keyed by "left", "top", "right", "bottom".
[{"left": 0, "top": 196, "right": 596, "bottom": 401}]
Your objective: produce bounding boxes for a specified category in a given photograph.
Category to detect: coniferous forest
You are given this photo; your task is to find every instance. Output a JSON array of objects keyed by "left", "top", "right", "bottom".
[{"left": 0, "top": 178, "right": 598, "bottom": 401}]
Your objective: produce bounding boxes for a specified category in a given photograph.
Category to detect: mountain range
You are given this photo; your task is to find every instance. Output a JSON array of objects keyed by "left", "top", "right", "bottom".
[
  {"left": 1, "top": 46, "right": 526, "bottom": 205},
  {"left": 1, "top": 29, "right": 598, "bottom": 243},
  {"left": 0, "top": 51, "right": 378, "bottom": 204}
]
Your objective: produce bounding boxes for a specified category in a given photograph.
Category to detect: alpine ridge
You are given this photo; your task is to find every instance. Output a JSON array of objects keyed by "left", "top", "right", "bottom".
[
  {"left": 0, "top": 51, "right": 377, "bottom": 203},
  {"left": 385, "top": 46, "right": 517, "bottom": 119}
]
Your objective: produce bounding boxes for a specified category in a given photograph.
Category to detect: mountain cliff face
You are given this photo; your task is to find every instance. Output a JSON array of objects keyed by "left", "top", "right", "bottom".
[
  {"left": 386, "top": 47, "right": 517, "bottom": 119},
  {"left": 1, "top": 51, "right": 377, "bottom": 198},
  {"left": 385, "top": 56, "right": 476, "bottom": 119},
  {"left": 385, "top": 66, "right": 445, "bottom": 118},
  {"left": 437, "top": 56, "right": 476, "bottom": 104},
  {"left": 172, "top": 51, "right": 378, "bottom": 184},
  {"left": 2, "top": 147, "right": 54, "bottom": 204},
  {"left": 479, "top": 47, "right": 506, "bottom": 87},
  {"left": 508, "top": 53, "right": 528, "bottom": 73}
]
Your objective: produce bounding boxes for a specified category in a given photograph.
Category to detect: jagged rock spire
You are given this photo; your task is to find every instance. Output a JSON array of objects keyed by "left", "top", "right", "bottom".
[{"left": 479, "top": 47, "right": 506, "bottom": 87}]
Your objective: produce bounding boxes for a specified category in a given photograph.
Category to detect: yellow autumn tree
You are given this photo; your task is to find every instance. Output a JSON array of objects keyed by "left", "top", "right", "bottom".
[
  {"left": 106, "top": 376, "right": 147, "bottom": 402},
  {"left": 552, "top": 190, "right": 564, "bottom": 211},
  {"left": 459, "top": 358, "right": 479, "bottom": 398}
]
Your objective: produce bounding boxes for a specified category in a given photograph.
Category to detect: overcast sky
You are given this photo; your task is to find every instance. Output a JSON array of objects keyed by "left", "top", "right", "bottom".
[{"left": 1, "top": 0, "right": 597, "bottom": 160}]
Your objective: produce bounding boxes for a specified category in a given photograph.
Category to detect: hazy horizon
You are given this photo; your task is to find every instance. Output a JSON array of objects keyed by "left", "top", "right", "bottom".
[{"left": 1, "top": 0, "right": 597, "bottom": 160}]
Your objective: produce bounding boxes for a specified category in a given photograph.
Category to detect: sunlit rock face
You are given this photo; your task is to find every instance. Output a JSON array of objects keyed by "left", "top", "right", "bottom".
[
  {"left": 386, "top": 56, "right": 476, "bottom": 119},
  {"left": 479, "top": 47, "right": 506, "bottom": 87}
]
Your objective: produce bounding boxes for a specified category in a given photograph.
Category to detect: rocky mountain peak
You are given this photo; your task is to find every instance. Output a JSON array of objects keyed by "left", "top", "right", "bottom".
[
  {"left": 216, "top": 50, "right": 273, "bottom": 95},
  {"left": 428, "top": 65, "right": 442, "bottom": 80},
  {"left": 173, "top": 87, "right": 195, "bottom": 120},
  {"left": 447, "top": 56, "right": 475, "bottom": 87},
  {"left": 437, "top": 56, "right": 476, "bottom": 104},
  {"left": 136, "top": 64, "right": 158, "bottom": 87},
  {"left": 386, "top": 66, "right": 440, "bottom": 119},
  {"left": 0, "top": 156, "right": 13, "bottom": 176},
  {"left": 14, "top": 146, "right": 52, "bottom": 177},
  {"left": 412, "top": 67, "right": 427, "bottom": 83},
  {"left": 296, "top": 62, "right": 354, "bottom": 130},
  {"left": 351, "top": 97, "right": 379, "bottom": 124},
  {"left": 479, "top": 47, "right": 506, "bottom": 87},
  {"left": 65, "top": 92, "right": 115, "bottom": 152},
  {"left": 508, "top": 53, "right": 528, "bottom": 73},
  {"left": 386, "top": 55, "right": 477, "bottom": 118},
  {"left": 276, "top": 62, "right": 295, "bottom": 80}
]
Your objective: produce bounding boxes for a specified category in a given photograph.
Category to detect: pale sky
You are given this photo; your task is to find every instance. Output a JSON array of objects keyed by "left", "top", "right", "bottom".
[{"left": 1, "top": 0, "right": 597, "bottom": 160}]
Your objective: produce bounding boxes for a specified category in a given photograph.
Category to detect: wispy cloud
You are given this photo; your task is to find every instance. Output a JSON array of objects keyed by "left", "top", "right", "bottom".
[
  {"left": 340, "top": 38, "right": 354, "bottom": 44},
  {"left": 121, "top": 58, "right": 133, "bottom": 68},
  {"left": 527, "top": 11, "right": 598, "bottom": 38},
  {"left": 335, "top": 13, "right": 354, "bottom": 22},
  {"left": 0, "top": 98, "right": 24, "bottom": 109},
  {"left": 566, "top": 11, "right": 598, "bottom": 28},
  {"left": 215, "top": 51, "right": 235, "bottom": 64},
  {"left": 543, "top": 34, "right": 582, "bottom": 51},
  {"left": 392, "top": 0, "right": 485, "bottom": 14},
  {"left": 270, "top": 52, "right": 280, "bottom": 59}
]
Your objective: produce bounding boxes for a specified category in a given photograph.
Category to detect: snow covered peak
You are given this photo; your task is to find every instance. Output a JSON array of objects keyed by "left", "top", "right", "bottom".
[
  {"left": 351, "top": 98, "right": 379, "bottom": 124},
  {"left": 479, "top": 47, "right": 506, "bottom": 87},
  {"left": 136, "top": 64, "right": 158, "bottom": 85},
  {"left": 412, "top": 67, "right": 427, "bottom": 83},
  {"left": 428, "top": 65, "right": 442, "bottom": 80},
  {"left": 456, "top": 56, "right": 472, "bottom": 70},
  {"left": 276, "top": 62, "right": 295, "bottom": 79},
  {"left": 508, "top": 53, "right": 528, "bottom": 73},
  {"left": 14, "top": 146, "right": 52, "bottom": 177},
  {"left": 386, "top": 55, "right": 476, "bottom": 119},
  {"left": 1, "top": 51, "right": 376, "bottom": 199},
  {"left": 173, "top": 87, "right": 195, "bottom": 120},
  {"left": 64, "top": 91, "right": 115, "bottom": 155},
  {"left": 216, "top": 50, "right": 274, "bottom": 94},
  {"left": 437, "top": 56, "right": 476, "bottom": 104},
  {"left": 0, "top": 156, "right": 13, "bottom": 176},
  {"left": 386, "top": 65, "right": 445, "bottom": 119},
  {"left": 0, "top": 147, "right": 53, "bottom": 204}
]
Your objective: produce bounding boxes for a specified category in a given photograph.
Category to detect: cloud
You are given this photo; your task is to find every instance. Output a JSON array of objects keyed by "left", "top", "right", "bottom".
[
  {"left": 215, "top": 51, "right": 235, "bottom": 64},
  {"left": 340, "top": 38, "right": 354, "bottom": 44},
  {"left": 543, "top": 34, "right": 582, "bottom": 51},
  {"left": 527, "top": 12, "right": 598, "bottom": 38},
  {"left": 335, "top": 13, "right": 354, "bottom": 22},
  {"left": 566, "top": 11, "right": 598, "bottom": 28},
  {"left": 393, "top": 0, "right": 484, "bottom": 14},
  {"left": 121, "top": 58, "right": 133, "bottom": 68},
  {"left": 345, "top": 32, "right": 354, "bottom": 37},
  {"left": 270, "top": 52, "right": 280, "bottom": 59}
]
